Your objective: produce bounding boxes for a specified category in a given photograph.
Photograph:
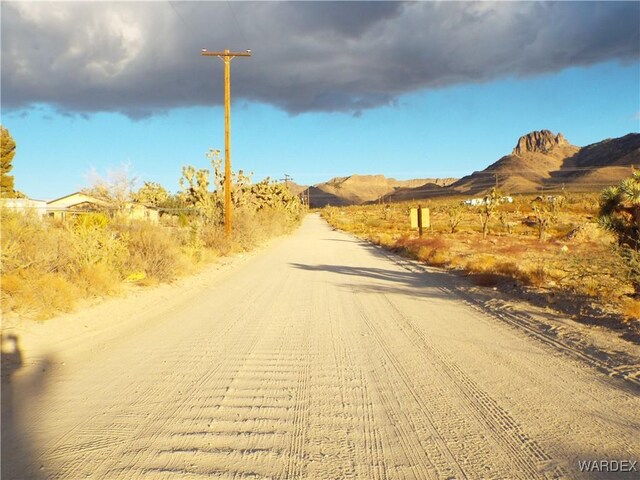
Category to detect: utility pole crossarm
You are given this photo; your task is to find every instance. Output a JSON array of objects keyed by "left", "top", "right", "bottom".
[{"left": 201, "top": 50, "right": 252, "bottom": 58}]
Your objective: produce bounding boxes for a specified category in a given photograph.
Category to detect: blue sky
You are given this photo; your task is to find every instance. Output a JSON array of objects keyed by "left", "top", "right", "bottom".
[{"left": 2, "top": 2, "right": 639, "bottom": 200}]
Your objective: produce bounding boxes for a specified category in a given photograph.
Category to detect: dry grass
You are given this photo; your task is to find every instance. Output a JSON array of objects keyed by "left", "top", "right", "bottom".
[
  {"left": 621, "top": 298, "right": 640, "bottom": 323},
  {"left": 73, "top": 263, "right": 121, "bottom": 297},
  {"left": 124, "top": 221, "right": 188, "bottom": 282},
  {"left": 321, "top": 193, "right": 638, "bottom": 322},
  {"left": 2, "top": 271, "right": 79, "bottom": 319},
  {"left": 1, "top": 206, "right": 301, "bottom": 320},
  {"left": 465, "top": 254, "right": 497, "bottom": 274}
]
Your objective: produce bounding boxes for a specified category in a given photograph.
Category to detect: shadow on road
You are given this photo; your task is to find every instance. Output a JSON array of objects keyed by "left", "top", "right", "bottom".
[
  {"left": 289, "top": 262, "right": 453, "bottom": 299},
  {"left": 320, "top": 238, "right": 362, "bottom": 243},
  {"left": 2, "top": 333, "right": 51, "bottom": 480}
]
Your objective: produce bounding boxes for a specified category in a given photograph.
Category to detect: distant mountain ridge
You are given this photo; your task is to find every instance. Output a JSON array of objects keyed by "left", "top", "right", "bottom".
[
  {"left": 304, "top": 175, "right": 456, "bottom": 208},
  {"left": 448, "top": 130, "right": 639, "bottom": 196},
  {"left": 293, "top": 130, "right": 639, "bottom": 206}
]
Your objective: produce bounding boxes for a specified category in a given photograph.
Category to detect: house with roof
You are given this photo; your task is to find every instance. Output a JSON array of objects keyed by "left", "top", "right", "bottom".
[
  {"left": 0, "top": 197, "right": 48, "bottom": 218},
  {"left": 46, "top": 192, "right": 111, "bottom": 221},
  {"left": 45, "top": 192, "right": 159, "bottom": 223},
  {"left": 122, "top": 202, "right": 160, "bottom": 223}
]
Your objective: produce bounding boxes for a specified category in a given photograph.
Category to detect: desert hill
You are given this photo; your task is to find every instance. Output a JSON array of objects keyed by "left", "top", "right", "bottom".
[
  {"left": 304, "top": 175, "right": 456, "bottom": 208},
  {"left": 450, "top": 130, "right": 580, "bottom": 195},
  {"left": 445, "top": 130, "right": 639, "bottom": 197},
  {"left": 379, "top": 179, "right": 457, "bottom": 203},
  {"left": 546, "top": 133, "right": 640, "bottom": 191},
  {"left": 292, "top": 130, "right": 639, "bottom": 207},
  {"left": 283, "top": 181, "right": 308, "bottom": 196}
]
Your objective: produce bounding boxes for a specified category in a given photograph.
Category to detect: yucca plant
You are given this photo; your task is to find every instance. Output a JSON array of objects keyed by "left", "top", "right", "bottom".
[
  {"left": 599, "top": 170, "right": 640, "bottom": 249},
  {"left": 600, "top": 171, "right": 640, "bottom": 297}
]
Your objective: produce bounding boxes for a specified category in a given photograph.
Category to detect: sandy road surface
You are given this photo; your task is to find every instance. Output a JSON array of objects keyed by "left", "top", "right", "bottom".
[{"left": 2, "top": 214, "right": 639, "bottom": 479}]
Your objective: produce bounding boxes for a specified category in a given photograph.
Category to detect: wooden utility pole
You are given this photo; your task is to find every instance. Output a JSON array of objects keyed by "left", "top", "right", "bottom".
[
  {"left": 201, "top": 48, "right": 251, "bottom": 236},
  {"left": 282, "top": 174, "right": 292, "bottom": 190}
]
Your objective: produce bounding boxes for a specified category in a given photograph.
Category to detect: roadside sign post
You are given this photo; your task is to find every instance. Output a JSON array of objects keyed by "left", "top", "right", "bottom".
[{"left": 410, "top": 206, "right": 430, "bottom": 236}]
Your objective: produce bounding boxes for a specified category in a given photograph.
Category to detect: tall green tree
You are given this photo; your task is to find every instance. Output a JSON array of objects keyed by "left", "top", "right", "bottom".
[{"left": 1, "top": 126, "right": 16, "bottom": 197}]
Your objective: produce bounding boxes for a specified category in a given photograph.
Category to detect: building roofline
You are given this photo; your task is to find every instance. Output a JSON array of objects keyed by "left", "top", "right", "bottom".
[{"left": 47, "top": 191, "right": 110, "bottom": 206}]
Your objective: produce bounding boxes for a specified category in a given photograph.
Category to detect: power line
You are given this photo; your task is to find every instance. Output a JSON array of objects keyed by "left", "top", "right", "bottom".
[
  {"left": 226, "top": 1, "right": 250, "bottom": 50},
  {"left": 167, "top": 0, "right": 190, "bottom": 29}
]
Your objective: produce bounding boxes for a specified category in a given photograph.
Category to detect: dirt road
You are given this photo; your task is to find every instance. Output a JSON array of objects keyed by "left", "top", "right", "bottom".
[{"left": 2, "top": 214, "right": 639, "bottom": 479}]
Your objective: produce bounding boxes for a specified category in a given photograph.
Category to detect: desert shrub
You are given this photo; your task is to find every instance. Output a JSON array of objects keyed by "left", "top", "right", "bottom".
[
  {"left": 322, "top": 196, "right": 640, "bottom": 321},
  {"left": 448, "top": 254, "right": 468, "bottom": 269},
  {"left": 68, "top": 213, "right": 128, "bottom": 274},
  {"left": 447, "top": 204, "right": 464, "bottom": 234},
  {"left": 398, "top": 235, "right": 446, "bottom": 251},
  {"left": 1, "top": 212, "right": 79, "bottom": 317},
  {"left": 2, "top": 271, "right": 78, "bottom": 319},
  {"left": 494, "top": 261, "right": 520, "bottom": 277},
  {"left": 201, "top": 222, "right": 232, "bottom": 256},
  {"left": 496, "top": 242, "right": 529, "bottom": 256},
  {"left": 183, "top": 221, "right": 205, "bottom": 262},
  {"left": 465, "top": 254, "right": 496, "bottom": 273},
  {"left": 230, "top": 210, "right": 260, "bottom": 251},
  {"left": 519, "top": 266, "right": 547, "bottom": 287},
  {"left": 365, "top": 217, "right": 383, "bottom": 229},
  {"left": 177, "top": 213, "right": 190, "bottom": 227},
  {"left": 615, "top": 246, "right": 640, "bottom": 296},
  {"left": 72, "top": 263, "right": 121, "bottom": 297},
  {"left": 417, "top": 245, "right": 433, "bottom": 262},
  {"left": 499, "top": 210, "right": 517, "bottom": 235},
  {"left": 428, "top": 249, "right": 450, "bottom": 266},
  {"left": 1, "top": 209, "right": 73, "bottom": 274},
  {"left": 621, "top": 298, "right": 640, "bottom": 321},
  {"left": 2, "top": 177, "right": 301, "bottom": 319},
  {"left": 1, "top": 271, "right": 24, "bottom": 313},
  {"left": 370, "top": 232, "right": 394, "bottom": 247},
  {"left": 124, "top": 221, "right": 186, "bottom": 281}
]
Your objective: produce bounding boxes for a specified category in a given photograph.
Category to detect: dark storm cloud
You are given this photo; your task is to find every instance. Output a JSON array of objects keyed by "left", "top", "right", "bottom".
[{"left": 1, "top": 1, "right": 638, "bottom": 118}]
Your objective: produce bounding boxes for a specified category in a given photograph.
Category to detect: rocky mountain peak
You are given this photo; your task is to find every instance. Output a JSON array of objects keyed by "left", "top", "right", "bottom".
[{"left": 513, "top": 130, "right": 570, "bottom": 156}]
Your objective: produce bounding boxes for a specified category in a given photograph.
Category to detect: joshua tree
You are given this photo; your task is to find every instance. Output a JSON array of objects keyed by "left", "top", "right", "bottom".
[
  {"left": 478, "top": 187, "right": 502, "bottom": 239},
  {"left": 133, "top": 182, "right": 169, "bottom": 207},
  {"left": 531, "top": 196, "right": 563, "bottom": 241},
  {"left": 180, "top": 148, "right": 301, "bottom": 225},
  {"left": 599, "top": 170, "right": 640, "bottom": 249},
  {"left": 599, "top": 171, "right": 640, "bottom": 296},
  {"left": 499, "top": 206, "right": 519, "bottom": 236},
  {"left": 448, "top": 203, "right": 464, "bottom": 234}
]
